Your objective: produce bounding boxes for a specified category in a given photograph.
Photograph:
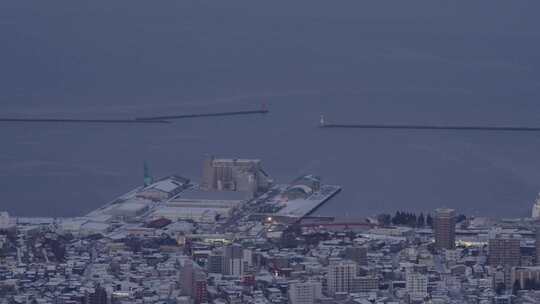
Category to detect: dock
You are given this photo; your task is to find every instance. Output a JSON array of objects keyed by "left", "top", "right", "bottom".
[
  {"left": 275, "top": 185, "right": 342, "bottom": 220},
  {"left": 304, "top": 186, "right": 342, "bottom": 217}
]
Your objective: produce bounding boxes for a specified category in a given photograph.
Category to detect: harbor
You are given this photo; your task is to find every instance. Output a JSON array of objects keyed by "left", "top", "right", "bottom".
[{"left": 31, "top": 157, "right": 344, "bottom": 240}]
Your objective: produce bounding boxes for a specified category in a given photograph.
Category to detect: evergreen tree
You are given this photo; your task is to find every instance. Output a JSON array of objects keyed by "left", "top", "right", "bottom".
[
  {"left": 426, "top": 214, "right": 433, "bottom": 227},
  {"left": 377, "top": 214, "right": 392, "bottom": 226},
  {"left": 417, "top": 213, "right": 425, "bottom": 227},
  {"left": 392, "top": 211, "right": 401, "bottom": 225},
  {"left": 410, "top": 213, "right": 418, "bottom": 227}
]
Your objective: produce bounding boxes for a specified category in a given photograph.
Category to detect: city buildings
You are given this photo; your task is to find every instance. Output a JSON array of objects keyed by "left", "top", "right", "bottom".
[
  {"left": 6, "top": 160, "right": 540, "bottom": 304},
  {"left": 433, "top": 208, "right": 456, "bottom": 250}
]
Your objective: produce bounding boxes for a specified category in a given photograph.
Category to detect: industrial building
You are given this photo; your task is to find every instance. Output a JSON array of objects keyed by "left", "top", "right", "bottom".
[
  {"left": 201, "top": 156, "right": 273, "bottom": 198},
  {"left": 137, "top": 175, "right": 190, "bottom": 201},
  {"left": 149, "top": 189, "right": 245, "bottom": 223}
]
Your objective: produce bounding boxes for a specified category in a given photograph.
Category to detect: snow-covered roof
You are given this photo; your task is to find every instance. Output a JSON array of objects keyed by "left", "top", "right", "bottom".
[{"left": 151, "top": 179, "right": 181, "bottom": 193}]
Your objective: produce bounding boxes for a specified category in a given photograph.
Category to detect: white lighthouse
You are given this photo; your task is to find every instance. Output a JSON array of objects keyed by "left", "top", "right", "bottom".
[{"left": 319, "top": 115, "right": 325, "bottom": 127}]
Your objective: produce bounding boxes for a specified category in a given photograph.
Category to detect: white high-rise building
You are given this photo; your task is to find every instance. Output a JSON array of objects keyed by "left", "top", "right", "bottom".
[
  {"left": 406, "top": 270, "right": 428, "bottom": 300},
  {"left": 180, "top": 259, "right": 194, "bottom": 297},
  {"left": 224, "top": 244, "right": 244, "bottom": 277},
  {"left": 288, "top": 281, "right": 322, "bottom": 304},
  {"left": 0, "top": 212, "right": 15, "bottom": 231},
  {"left": 532, "top": 193, "right": 540, "bottom": 219},
  {"left": 326, "top": 259, "right": 357, "bottom": 296}
]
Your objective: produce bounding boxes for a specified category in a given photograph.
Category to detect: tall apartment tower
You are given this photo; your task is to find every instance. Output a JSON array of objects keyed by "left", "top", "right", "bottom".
[
  {"left": 531, "top": 193, "right": 540, "bottom": 219},
  {"left": 326, "top": 259, "right": 357, "bottom": 296},
  {"left": 489, "top": 235, "right": 521, "bottom": 288},
  {"left": 433, "top": 208, "right": 456, "bottom": 250},
  {"left": 488, "top": 236, "right": 521, "bottom": 267},
  {"left": 180, "top": 259, "right": 208, "bottom": 304},
  {"left": 180, "top": 259, "right": 194, "bottom": 297},
  {"left": 224, "top": 243, "right": 245, "bottom": 277},
  {"left": 207, "top": 248, "right": 224, "bottom": 274},
  {"left": 193, "top": 271, "right": 208, "bottom": 304}
]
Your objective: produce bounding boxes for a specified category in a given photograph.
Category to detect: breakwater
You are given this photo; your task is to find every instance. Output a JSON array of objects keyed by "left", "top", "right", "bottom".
[
  {"left": 320, "top": 123, "right": 540, "bottom": 132},
  {"left": 0, "top": 108, "right": 269, "bottom": 125},
  {"left": 135, "top": 109, "right": 269, "bottom": 121},
  {"left": 0, "top": 118, "right": 169, "bottom": 124}
]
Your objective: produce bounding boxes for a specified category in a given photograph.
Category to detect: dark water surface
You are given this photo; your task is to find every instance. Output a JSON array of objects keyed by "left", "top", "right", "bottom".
[{"left": 1, "top": 1, "right": 540, "bottom": 217}]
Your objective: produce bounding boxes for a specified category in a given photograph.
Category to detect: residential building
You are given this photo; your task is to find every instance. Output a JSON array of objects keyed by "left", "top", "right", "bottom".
[
  {"left": 344, "top": 246, "right": 368, "bottom": 266},
  {"left": 224, "top": 244, "right": 244, "bottom": 277},
  {"left": 326, "top": 259, "right": 357, "bottom": 296},
  {"left": 433, "top": 208, "right": 456, "bottom": 250},
  {"left": 406, "top": 269, "right": 428, "bottom": 300},
  {"left": 288, "top": 281, "right": 322, "bottom": 304}
]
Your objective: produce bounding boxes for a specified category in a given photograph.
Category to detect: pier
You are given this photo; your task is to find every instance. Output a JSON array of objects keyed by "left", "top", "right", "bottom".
[
  {"left": 276, "top": 185, "right": 342, "bottom": 220},
  {"left": 304, "top": 186, "right": 342, "bottom": 217},
  {"left": 135, "top": 109, "right": 269, "bottom": 121},
  {"left": 318, "top": 116, "right": 540, "bottom": 132}
]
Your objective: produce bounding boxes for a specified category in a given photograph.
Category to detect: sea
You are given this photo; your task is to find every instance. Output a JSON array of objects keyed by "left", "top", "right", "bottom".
[{"left": 1, "top": 0, "right": 540, "bottom": 218}]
